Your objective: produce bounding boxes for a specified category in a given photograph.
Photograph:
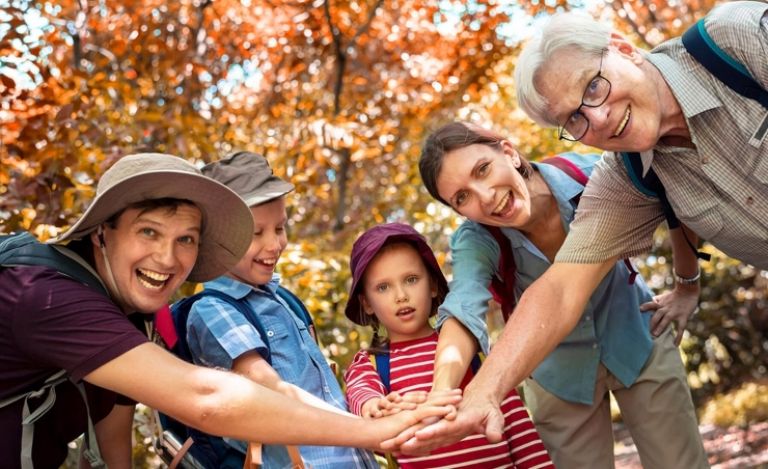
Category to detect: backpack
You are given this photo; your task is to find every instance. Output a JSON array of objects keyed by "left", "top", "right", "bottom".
[
  {"left": 153, "top": 286, "right": 315, "bottom": 468},
  {"left": 0, "top": 232, "right": 108, "bottom": 468},
  {"left": 368, "top": 347, "right": 483, "bottom": 394}
]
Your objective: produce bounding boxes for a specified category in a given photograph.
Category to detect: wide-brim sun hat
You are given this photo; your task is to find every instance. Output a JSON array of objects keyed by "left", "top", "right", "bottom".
[
  {"left": 345, "top": 222, "right": 449, "bottom": 326},
  {"left": 48, "top": 153, "right": 253, "bottom": 282}
]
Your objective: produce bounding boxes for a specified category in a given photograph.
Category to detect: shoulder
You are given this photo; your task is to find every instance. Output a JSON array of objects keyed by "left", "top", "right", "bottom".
[
  {"left": 451, "top": 220, "right": 496, "bottom": 247},
  {"left": 552, "top": 151, "right": 602, "bottom": 177}
]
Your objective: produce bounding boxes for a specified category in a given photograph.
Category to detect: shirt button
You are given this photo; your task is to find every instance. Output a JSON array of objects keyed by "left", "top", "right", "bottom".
[
  {"left": 267, "top": 331, "right": 275, "bottom": 337},
  {"left": 746, "top": 196, "right": 754, "bottom": 205},
  {"left": 585, "top": 315, "right": 591, "bottom": 321},
  {"left": 324, "top": 386, "right": 330, "bottom": 393},
  {"left": 592, "top": 343, "right": 598, "bottom": 349}
]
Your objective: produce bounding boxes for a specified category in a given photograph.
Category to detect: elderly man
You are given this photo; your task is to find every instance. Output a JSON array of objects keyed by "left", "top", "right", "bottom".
[{"left": 402, "top": 0, "right": 767, "bottom": 463}]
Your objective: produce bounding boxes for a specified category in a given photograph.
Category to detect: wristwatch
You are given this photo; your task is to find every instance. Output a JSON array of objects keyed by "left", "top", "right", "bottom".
[{"left": 674, "top": 268, "right": 701, "bottom": 285}]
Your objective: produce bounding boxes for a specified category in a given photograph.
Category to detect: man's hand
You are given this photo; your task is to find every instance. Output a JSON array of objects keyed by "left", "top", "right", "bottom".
[
  {"left": 383, "top": 384, "right": 503, "bottom": 455},
  {"left": 640, "top": 283, "right": 700, "bottom": 346}
]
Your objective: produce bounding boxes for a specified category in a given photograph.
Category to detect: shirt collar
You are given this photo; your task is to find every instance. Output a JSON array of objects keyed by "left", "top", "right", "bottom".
[{"left": 204, "top": 274, "right": 281, "bottom": 299}]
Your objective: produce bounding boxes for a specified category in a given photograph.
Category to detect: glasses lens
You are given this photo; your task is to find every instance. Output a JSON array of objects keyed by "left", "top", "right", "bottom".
[
  {"left": 584, "top": 76, "right": 611, "bottom": 107},
  {"left": 562, "top": 114, "right": 588, "bottom": 141}
]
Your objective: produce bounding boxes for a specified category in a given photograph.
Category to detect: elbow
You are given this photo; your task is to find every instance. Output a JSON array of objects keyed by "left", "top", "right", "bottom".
[{"left": 172, "top": 369, "right": 235, "bottom": 434}]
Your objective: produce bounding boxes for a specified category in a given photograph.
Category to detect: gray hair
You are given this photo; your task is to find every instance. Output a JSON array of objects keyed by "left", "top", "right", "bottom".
[{"left": 515, "top": 12, "right": 613, "bottom": 127}]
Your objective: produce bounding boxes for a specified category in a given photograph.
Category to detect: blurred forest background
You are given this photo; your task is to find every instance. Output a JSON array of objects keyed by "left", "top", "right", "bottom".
[{"left": 1, "top": 0, "right": 767, "bottom": 466}]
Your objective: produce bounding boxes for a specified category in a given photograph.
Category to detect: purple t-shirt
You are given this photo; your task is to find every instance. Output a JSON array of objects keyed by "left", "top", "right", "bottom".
[{"left": 0, "top": 266, "right": 148, "bottom": 468}]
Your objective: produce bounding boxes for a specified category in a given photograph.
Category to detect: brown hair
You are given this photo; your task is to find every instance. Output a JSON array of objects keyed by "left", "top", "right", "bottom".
[{"left": 419, "top": 122, "right": 533, "bottom": 206}]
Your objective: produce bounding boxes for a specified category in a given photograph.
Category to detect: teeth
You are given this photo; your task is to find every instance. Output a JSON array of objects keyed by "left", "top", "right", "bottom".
[
  {"left": 614, "top": 107, "right": 630, "bottom": 136},
  {"left": 493, "top": 192, "right": 510, "bottom": 216},
  {"left": 138, "top": 277, "right": 164, "bottom": 290},
  {"left": 138, "top": 268, "right": 169, "bottom": 281},
  {"left": 257, "top": 259, "right": 276, "bottom": 266}
]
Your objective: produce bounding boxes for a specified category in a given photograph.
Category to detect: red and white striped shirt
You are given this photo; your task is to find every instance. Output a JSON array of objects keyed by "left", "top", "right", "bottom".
[{"left": 344, "top": 333, "right": 554, "bottom": 469}]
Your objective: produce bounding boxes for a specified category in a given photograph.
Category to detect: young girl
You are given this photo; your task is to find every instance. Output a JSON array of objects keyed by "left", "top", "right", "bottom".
[{"left": 343, "top": 222, "right": 554, "bottom": 469}]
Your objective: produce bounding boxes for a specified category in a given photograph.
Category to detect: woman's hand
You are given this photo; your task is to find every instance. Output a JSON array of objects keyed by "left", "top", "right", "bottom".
[
  {"left": 640, "top": 283, "right": 700, "bottom": 346},
  {"left": 362, "top": 391, "right": 429, "bottom": 419}
]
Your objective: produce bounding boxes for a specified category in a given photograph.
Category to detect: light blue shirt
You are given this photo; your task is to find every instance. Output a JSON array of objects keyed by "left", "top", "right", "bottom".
[
  {"left": 187, "top": 275, "right": 377, "bottom": 469},
  {"left": 437, "top": 153, "right": 655, "bottom": 405}
]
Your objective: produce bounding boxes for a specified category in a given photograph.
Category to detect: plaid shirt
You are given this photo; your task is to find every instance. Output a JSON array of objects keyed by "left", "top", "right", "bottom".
[
  {"left": 558, "top": 1, "right": 768, "bottom": 269},
  {"left": 187, "top": 275, "right": 377, "bottom": 469}
]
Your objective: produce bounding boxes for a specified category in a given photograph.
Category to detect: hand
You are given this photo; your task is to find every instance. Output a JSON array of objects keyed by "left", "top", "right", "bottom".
[
  {"left": 640, "top": 284, "right": 700, "bottom": 346},
  {"left": 363, "top": 391, "right": 429, "bottom": 419},
  {"left": 374, "top": 389, "right": 461, "bottom": 452},
  {"left": 384, "top": 384, "right": 503, "bottom": 455}
]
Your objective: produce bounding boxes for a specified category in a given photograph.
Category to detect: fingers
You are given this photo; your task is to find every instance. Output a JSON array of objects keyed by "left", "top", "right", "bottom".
[
  {"left": 640, "top": 299, "right": 660, "bottom": 312},
  {"left": 651, "top": 310, "right": 672, "bottom": 337}
]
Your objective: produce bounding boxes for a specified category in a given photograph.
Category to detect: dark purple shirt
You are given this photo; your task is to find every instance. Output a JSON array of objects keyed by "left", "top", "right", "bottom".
[{"left": 0, "top": 266, "right": 148, "bottom": 468}]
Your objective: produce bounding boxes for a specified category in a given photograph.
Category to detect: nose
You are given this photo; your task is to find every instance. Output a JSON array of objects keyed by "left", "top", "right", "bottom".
[
  {"left": 154, "top": 239, "right": 178, "bottom": 269},
  {"left": 264, "top": 231, "right": 283, "bottom": 253},
  {"left": 394, "top": 284, "right": 409, "bottom": 303},
  {"left": 581, "top": 104, "right": 610, "bottom": 132},
  {"left": 470, "top": 182, "right": 495, "bottom": 207}
]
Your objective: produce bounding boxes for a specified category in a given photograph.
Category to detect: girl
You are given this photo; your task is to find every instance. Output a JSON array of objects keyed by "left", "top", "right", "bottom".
[
  {"left": 343, "top": 222, "right": 554, "bottom": 469},
  {"left": 416, "top": 122, "right": 707, "bottom": 468}
]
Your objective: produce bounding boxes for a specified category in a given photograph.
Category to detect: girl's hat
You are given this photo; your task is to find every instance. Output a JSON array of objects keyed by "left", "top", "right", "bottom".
[
  {"left": 48, "top": 153, "right": 253, "bottom": 282},
  {"left": 345, "top": 223, "right": 448, "bottom": 326}
]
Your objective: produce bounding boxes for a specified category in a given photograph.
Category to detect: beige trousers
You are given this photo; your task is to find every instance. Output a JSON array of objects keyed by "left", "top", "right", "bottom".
[{"left": 523, "top": 330, "right": 709, "bottom": 469}]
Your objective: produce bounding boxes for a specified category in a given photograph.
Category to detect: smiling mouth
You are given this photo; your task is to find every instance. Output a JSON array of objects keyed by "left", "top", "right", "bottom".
[
  {"left": 492, "top": 191, "right": 512, "bottom": 217},
  {"left": 255, "top": 258, "right": 277, "bottom": 268},
  {"left": 614, "top": 106, "right": 631, "bottom": 137},
  {"left": 137, "top": 268, "right": 170, "bottom": 290}
]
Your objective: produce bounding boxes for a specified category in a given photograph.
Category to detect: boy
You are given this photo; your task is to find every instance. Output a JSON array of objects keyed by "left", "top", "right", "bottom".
[{"left": 185, "top": 151, "right": 379, "bottom": 468}]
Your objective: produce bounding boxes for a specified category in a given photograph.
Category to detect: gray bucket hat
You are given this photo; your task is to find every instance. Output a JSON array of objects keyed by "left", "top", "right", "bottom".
[
  {"left": 202, "top": 151, "right": 294, "bottom": 207},
  {"left": 48, "top": 153, "right": 253, "bottom": 282}
]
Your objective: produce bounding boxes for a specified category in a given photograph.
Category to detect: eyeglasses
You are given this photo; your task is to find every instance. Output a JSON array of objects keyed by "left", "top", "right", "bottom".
[{"left": 558, "top": 50, "right": 612, "bottom": 142}]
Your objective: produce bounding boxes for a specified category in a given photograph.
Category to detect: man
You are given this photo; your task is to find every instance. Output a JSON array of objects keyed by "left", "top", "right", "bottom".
[
  {"left": 402, "top": 0, "right": 767, "bottom": 457},
  {"left": 0, "top": 153, "right": 459, "bottom": 469}
]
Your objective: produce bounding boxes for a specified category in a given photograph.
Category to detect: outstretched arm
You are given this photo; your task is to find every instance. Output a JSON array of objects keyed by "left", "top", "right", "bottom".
[
  {"left": 399, "top": 259, "right": 615, "bottom": 453},
  {"left": 432, "top": 318, "right": 479, "bottom": 391},
  {"left": 84, "top": 343, "right": 460, "bottom": 451}
]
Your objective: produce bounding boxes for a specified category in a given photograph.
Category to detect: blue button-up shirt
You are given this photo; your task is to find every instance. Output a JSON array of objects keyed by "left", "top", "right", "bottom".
[
  {"left": 437, "top": 153, "right": 654, "bottom": 405},
  {"left": 187, "top": 275, "right": 377, "bottom": 469}
]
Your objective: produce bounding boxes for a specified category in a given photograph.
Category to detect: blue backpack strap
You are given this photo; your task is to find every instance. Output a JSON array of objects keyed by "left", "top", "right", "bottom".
[
  {"left": 371, "top": 348, "right": 391, "bottom": 394},
  {"left": 275, "top": 286, "right": 314, "bottom": 329},
  {"left": 171, "top": 290, "right": 272, "bottom": 365},
  {"left": 469, "top": 354, "right": 483, "bottom": 375},
  {"left": 683, "top": 18, "right": 768, "bottom": 109},
  {"left": 0, "top": 232, "right": 108, "bottom": 296}
]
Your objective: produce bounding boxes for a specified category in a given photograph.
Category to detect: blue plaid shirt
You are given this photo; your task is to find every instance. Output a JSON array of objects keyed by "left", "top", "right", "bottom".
[{"left": 186, "top": 275, "right": 377, "bottom": 469}]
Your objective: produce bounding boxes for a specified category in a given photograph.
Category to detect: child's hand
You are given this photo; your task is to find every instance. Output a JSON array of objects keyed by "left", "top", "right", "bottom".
[
  {"left": 640, "top": 283, "right": 700, "bottom": 346},
  {"left": 363, "top": 391, "right": 429, "bottom": 418}
]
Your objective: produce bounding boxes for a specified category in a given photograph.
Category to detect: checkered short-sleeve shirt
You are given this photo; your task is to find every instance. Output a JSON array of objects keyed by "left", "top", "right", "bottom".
[{"left": 557, "top": 1, "right": 768, "bottom": 269}]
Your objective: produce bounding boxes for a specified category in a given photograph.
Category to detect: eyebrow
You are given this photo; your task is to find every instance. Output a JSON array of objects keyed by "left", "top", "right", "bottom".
[{"left": 134, "top": 217, "right": 201, "bottom": 233}]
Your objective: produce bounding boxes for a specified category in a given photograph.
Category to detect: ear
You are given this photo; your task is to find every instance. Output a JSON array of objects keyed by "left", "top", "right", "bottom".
[
  {"left": 90, "top": 227, "right": 106, "bottom": 248},
  {"left": 360, "top": 294, "right": 375, "bottom": 317},
  {"left": 608, "top": 33, "right": 644, "bottom": 65},
  {"left": 500, "top": 140, "right": 521, "bottom": 168}
]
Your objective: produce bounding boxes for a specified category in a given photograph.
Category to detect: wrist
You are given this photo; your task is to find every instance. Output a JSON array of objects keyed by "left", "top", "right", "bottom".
[{"left": 674, "top": 267, "right": 700, "bottom": 286}]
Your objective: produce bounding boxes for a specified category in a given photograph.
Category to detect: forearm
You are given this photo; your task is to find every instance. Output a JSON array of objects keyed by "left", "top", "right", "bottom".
[
  {"left": 432, "top": 318, "right": 479, "bottom": 390},
  {"left": 669, "top": 225, "right": 700, "bottom": 279},
  {"left": 464, "top": 260, "right": 615, "bottom": 402}
]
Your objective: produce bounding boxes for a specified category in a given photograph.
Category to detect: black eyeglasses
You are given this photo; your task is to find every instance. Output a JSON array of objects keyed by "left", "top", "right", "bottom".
[{"left": 558, "top": 50, "right": 612, "bottom": 142}]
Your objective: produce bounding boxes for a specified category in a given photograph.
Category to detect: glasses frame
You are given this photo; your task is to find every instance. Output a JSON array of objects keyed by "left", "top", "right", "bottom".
[{"left": 557, "top": 50, "right": 612, "bottom": 142}]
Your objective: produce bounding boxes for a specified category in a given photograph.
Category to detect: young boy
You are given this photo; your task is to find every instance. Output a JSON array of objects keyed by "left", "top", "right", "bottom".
[{"left": 184, "top": 151, "right": 379, "bottom": 468}]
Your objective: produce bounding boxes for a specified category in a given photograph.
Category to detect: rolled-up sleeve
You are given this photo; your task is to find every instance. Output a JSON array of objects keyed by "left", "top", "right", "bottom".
[{"left": 436, "top": 222, "right": 500, "bottom": 354}]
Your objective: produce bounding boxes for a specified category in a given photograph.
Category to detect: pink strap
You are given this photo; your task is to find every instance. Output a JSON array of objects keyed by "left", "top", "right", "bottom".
[{"left": 154, "top": 305, "right": 178, "bottom": 348}]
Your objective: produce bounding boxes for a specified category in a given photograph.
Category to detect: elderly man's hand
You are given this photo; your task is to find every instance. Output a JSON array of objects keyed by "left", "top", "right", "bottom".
[{"left": 381, "top": 385, "right": 505, "bottom": 455}]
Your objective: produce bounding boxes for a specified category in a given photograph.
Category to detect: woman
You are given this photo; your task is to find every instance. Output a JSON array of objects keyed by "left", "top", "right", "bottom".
[{"left": 417, "top": 122, "right": 708, "bottom": 469}]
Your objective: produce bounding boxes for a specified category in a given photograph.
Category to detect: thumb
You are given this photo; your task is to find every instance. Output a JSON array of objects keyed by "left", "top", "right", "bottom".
[{"left": 483, "top": 407, "right": 505, "bottom": 443}]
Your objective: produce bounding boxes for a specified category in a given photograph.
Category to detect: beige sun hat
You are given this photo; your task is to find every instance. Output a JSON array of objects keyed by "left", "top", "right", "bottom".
[{"left": 48, "top": 153, "right": 253, "bottom": 282}]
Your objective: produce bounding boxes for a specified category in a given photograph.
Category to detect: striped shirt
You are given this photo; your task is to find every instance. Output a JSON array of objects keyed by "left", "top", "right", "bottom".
[
  {"left": 557, "top": 1, "right": 768, "bottom": 269},
  {"left": 345, "top": 333, "right": 554, "bottom": 469}
]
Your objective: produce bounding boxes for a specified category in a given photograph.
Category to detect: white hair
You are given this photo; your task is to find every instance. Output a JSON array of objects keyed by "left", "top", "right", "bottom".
[{"left": 515, "top": 12, "right": 613, "bottom": 127}]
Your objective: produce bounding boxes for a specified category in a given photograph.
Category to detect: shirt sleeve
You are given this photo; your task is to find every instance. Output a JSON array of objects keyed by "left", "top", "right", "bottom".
[
  {"left": 186, "top": 296, "right": 268, "bottom": 370},
  {"left": 556, "top": 152, "right": 666, "bottom": 264},
  {"left": 12, "top": 267, "right": 148, "bottom": 382},
  {"left": 436, "top": 221, "right": 499, "bottom": 354},
  {"left": 343, "top": 350, "right": 387, "bottom": 416}
]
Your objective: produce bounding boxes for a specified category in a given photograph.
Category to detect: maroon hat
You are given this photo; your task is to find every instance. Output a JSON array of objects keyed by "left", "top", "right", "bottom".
[{"left": 345, "top": 223, "right": 449, "bottom": 326}]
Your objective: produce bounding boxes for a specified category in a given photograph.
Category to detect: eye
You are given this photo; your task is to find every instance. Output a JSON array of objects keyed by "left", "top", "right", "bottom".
[
  {"left": 178, "top": 235, "right": 198, "bottom": 245},
  {"left": 477, "top": 162, "right": 490, "bottom": 177},
  {"left": 566, "top": 111, "right": 584, "bottom": 126},
  {"left": 454, "top": 190, "right": 468, "bottom": 207},
  {"left": 253, "top": 229, "right": 263, "bottom": 238},
  {"left": 405, "top": 275, "right": 419, "bottom": 285},
  {"left": 584, "top": 77, "right": 604, "bottom": 102},
  {"left": 140, "top": 227, "right": 157, "bottom": 237},
  {"left": 276, "top": 225, "right": 285, "bottom": 233},
  {"left": 376, "top": 283, "right": 389, "bottom": 293}
]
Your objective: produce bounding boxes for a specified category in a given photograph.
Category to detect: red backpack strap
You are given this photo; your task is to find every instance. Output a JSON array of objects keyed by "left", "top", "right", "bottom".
[
  {"left": 480, "top": 224, "right": 517, "bottom": 322},
  {"left": 541, "top": 155, "right": 589, "bottom": 186}
]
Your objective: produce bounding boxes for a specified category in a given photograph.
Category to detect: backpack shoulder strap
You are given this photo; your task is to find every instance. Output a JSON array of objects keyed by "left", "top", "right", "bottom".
[
  {"left": 369, "top": 348, "right": 391, "bottom": 394},
  {"left": 540, "top": 155, "right": 589, "bottom": 186},
  {"left": 479, "top": 224, "right": 517, "bottom": 322},
  {"left": 170, "top": 289, "right": 272, "bottom": 364},
  {"left": 0, "top": 232, "right": 108, "bottom": 297},
  {"left": 682, "top": 18, "right": 768, "bottom": 108}
]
